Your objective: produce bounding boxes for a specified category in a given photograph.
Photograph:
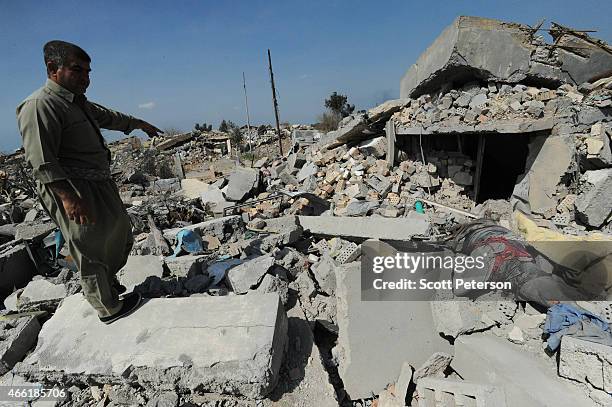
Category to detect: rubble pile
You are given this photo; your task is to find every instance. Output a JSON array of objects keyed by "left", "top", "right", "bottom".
[{"left": 1, "top": 15, "right": 611, "bottom": 407}]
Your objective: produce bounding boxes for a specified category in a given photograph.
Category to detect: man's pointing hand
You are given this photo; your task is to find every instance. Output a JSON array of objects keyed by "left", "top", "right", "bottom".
[{"left": 138, "top": 121, "right": 163, "bottom": 138}]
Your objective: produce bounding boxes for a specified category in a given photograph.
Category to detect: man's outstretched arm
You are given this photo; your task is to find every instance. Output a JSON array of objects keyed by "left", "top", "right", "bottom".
[{"left": 88, "top": 102, "right": 163, "bottom": 138}]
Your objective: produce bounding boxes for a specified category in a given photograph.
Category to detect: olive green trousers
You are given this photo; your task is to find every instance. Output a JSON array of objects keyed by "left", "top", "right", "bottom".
[{"left": 37, "top": 178, "right": 133, "bottom": 317}]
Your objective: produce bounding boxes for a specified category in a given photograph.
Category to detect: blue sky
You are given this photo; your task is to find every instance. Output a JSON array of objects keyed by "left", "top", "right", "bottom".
[{"left": 1, "top": 0, "right": 611, "bottom": 151}]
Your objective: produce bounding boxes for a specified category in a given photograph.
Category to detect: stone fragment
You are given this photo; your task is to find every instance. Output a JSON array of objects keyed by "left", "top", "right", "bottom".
[
  {"left": 225, "top": 167, "right": 260, "bottom": 201},
  {"left": 18, "top": 279, "right": 67, "bottom": 310},
  {"left": 367, "top": 99, "right": 409, "bottom": 122},
  {"left": 395, "top": 362, "right": 414, "bottom": 403},
  {"left": 343, "top": 200, "right": 378, "bottom": 217},
  {"left": 310, "top": 255, "right": 337, "bottom": 296},
  {"left": 14, "top": 222, "right": 55, "bottom": 241},
  {"left": 296, "top": 162, "right": 318, "bottom": 182},
  {"left": 366, "top": 174, "right": 392, "bottom": 194},
  {"left": 21, "top": 294, "right": 288, "bottom": 399},
  {"left": 0, "top": 316, "right": 41, "bottom": 375},
  {"left": 180, "top": 178, "right": 210, "bottom": 200},
  {"left": 165, "top": 254, "right": 207, "bottom": 278},
  {"left": 117, "top": 255, "right": 165, "bottom": 292},
  {"left": 358, "top": 136, "right": 387, "bottom": 158},
  {"left": 226, "top": 255, "right": 275, "bottom": 294},
  {"left": 413, "top": 352, "right": 452, "bottom": 383},
  {"left": 0, "top": 243, "right": 37, "bottom": 297},
  {"left": 575, "top": 168, "right": 612, "bottom": 227},
  {"left": 507, "top": 326, "right": 525, "bottom": 344}
]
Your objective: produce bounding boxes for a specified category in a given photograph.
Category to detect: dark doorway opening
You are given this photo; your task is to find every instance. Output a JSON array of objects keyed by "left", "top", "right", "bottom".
[{"left": 477, "top": 134, "right": 530, "bottom": 203}]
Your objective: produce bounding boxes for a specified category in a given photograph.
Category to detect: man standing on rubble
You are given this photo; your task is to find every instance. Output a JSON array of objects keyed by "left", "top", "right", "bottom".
[{"left": 16, "top": 40, "right": 163, "bottom": 324}]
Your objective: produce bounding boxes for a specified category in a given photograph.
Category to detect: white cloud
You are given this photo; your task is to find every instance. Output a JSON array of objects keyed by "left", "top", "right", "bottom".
[
  {"left": 299, "top": 74, "right": 310, "bottom": 80},
  {"left": 138, "top": 101, "right": 156, "bottom": 109}
]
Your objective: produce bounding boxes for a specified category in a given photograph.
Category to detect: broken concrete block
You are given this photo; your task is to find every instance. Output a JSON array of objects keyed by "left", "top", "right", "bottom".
[
  {"left": 299, "top": 213, "right": 430, "bottom": 240},
  {"left": 18, "top": 279, "right": 67, "bottom": 311},
  {"left": 575, "top": 168, "right": 612, "bottom": 227},
  {"left": 526, "top": 136, "right": 573, "bottom": 215},
  {"left": 261, "top": 216, "right": 303, "bottom": 246},
  {"left": 0, "top": 316, "right": 41, "bottom": 375},
  {"left": 288, "top": 152, "right": 306, "bottom": 169},
  {"left": 395, "top": 362, "right": 414, "bottom": 404},
  {"left": 400, "top": 16, "right": 612, "bottom": 98},
  {"left": 226, "top": 255, "right": 275, "bottom": 294},
  {"left": 417, "top": 377, "right": 507, "bottom": 407},
  {"left": 413, "top": 352, "right": 452, "bottom": 383},
  {"left": 225, "top": 167, "right": 260, "bottom": 202},
  {"left": 310, "top": 255, "right": 337, "bottom": 296},
  {"left": 21, "top": 293, "right": 287, "bottom": 398},
  {"left": 367, "top": 99, "right": 409, "bottom": 123},
  {"left": 559, "top": 336, "right": 612, "bottom": 393},
  {"left": 165, "top": 254, "right": 207, "bottom": 278},
  {"left": 343, "top": 200, "right": 378, "bottom": 217},
  {"left": 333, "top": 261, "right": 451, "bottom": 399},
  {"left": 366, "top": 174, "right": 392, "bottom": 194},
  {"left": 0, "top": 243, "right": 37, "bottom": 297},
  {"left": 266, "top": 305, "right": 337, "bottom": 406},
  {"left": 322, "top": 113, "right": 368, "bottom": 147},
  {"left": 14, "top": 222, "right": 55, "bottom": 241},
  {"left": 163, "top": 215, "right": 243, "bottom": 242},
  {"left": 430, "top": 300, "right": 493, "bottom": 338},
  {"left": 256, "top": 274, "right": 289, "bottom": 305},
  {"left": 452, "top": 335, "right": 592, "bottom": 407},
  {"left": 296, "top": 162, "right": 318, "bottom": 182},
  {"left": 180, "top": 178, "right": 210, "bottom": 200},
  {"left": 358, "top": 136, "right": 387, "bottom": 158},
  {"left": 117, "top": 255, "right": 164, "bottom": 292}
]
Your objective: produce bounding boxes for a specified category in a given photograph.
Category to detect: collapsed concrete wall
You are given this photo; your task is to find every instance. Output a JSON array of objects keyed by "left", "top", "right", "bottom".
[{"left": 400, "top": 16, "right": 612, "bottom": 98}]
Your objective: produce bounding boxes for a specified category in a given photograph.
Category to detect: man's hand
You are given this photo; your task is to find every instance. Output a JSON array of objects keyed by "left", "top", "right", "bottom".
[
  {"left": 138, "top": 121, "right": 163, "bottom": 138},
  {"left": 49, "top": 181, "right": 95, "bottom": 225}
]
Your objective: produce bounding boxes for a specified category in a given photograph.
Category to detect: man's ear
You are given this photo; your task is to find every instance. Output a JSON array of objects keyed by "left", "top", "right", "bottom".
[{"left": 46, "top": 61, "right": 58, "bottom": 77}]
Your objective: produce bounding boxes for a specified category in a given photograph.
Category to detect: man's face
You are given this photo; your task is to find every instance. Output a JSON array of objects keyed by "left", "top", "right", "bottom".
[{"left": 48, "top": 55, "right": 91, "bottom": 95}]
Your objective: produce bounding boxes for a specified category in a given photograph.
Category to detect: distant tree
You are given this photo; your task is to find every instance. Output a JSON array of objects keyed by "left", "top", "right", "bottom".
[
  {"left": 218, "top": 120, "right": 229, "bottom": 133},
  {"left": 257, "top": 124, "right": 268, "bottom": 135},
  {"left": 324, "top": 92, "right": 355, "bottom": 118},
  {"left": 195, "top": 123, "right": 213, "bottom": 132}
]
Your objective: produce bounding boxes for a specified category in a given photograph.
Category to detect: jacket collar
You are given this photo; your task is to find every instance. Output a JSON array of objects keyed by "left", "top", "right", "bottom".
[{"left": 45, "top": 79, "right": 75, "bottom": 103}]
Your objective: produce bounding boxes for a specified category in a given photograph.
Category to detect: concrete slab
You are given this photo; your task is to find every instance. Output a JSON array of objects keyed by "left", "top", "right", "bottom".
[
  {"left": 226, "top": 255, "right": 275, "bottom": 294},
  {"left": 18, "top": 280, "right": 67, "bottom": 311},
  {"left": 333, "top": 262, "right": 452, "bottom": 399},
  {"left": 0, "top": 243, "right": 37, "bottom": 297},
  {"left": 117, "top": 255, "right": 164, "bottom": 292},
  {"left": 225, "top": 167, "right": 260, "bottom": 202},
  {"left": 267, "top": 306, "right": 338, "bottom": 406},
  {"left": 298, "top": 213, "right": 430, "bottom": 240},
  {"left": 400, "top": 16, "right": 612, "bottom": 98},
  {"left": 22, "top": 293, "right": 288, "bottom": 399},
  {"left": 1, "top": 316, "right": 41, "bottom": 375},
  {"left": 452, "top": 335, "right": 593, "bottom": 407},
  {"left": 559, "top": 336, "right": 612, "bottom": 393}
]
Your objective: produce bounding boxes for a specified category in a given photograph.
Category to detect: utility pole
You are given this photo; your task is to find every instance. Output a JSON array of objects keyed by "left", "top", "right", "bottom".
[
  {"left": 267, "top": 49, "right": 283, "bottom": 156},
  {"left": 242, "top": 72, "right": 254, "bottom": 166}
]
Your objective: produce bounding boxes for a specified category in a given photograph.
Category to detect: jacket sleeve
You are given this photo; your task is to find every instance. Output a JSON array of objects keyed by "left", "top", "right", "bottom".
[
  {"left": 87, "top": 102, "right": 142, "bottom": 135},
  {"left": 16, "top": 98, "right": 68, "bottom": 184}
]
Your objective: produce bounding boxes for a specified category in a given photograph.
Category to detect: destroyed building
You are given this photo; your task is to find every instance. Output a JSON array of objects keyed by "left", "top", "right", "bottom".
[{"left": 1, "top": 15, "right": 611, "bottom": 407}]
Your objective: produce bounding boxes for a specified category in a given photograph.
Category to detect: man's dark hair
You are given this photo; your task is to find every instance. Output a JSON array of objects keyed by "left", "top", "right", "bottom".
[{"left": 43, "top": 40, "right": 91, "bottom": 67}]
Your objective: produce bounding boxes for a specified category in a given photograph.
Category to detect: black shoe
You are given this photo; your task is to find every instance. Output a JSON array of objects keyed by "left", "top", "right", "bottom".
[
  {"left": 112, "top": 279, "right": 127, "bottom": 295},
  {"left": 99, "top": 292, "right": 142, "bottom": 325}
]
